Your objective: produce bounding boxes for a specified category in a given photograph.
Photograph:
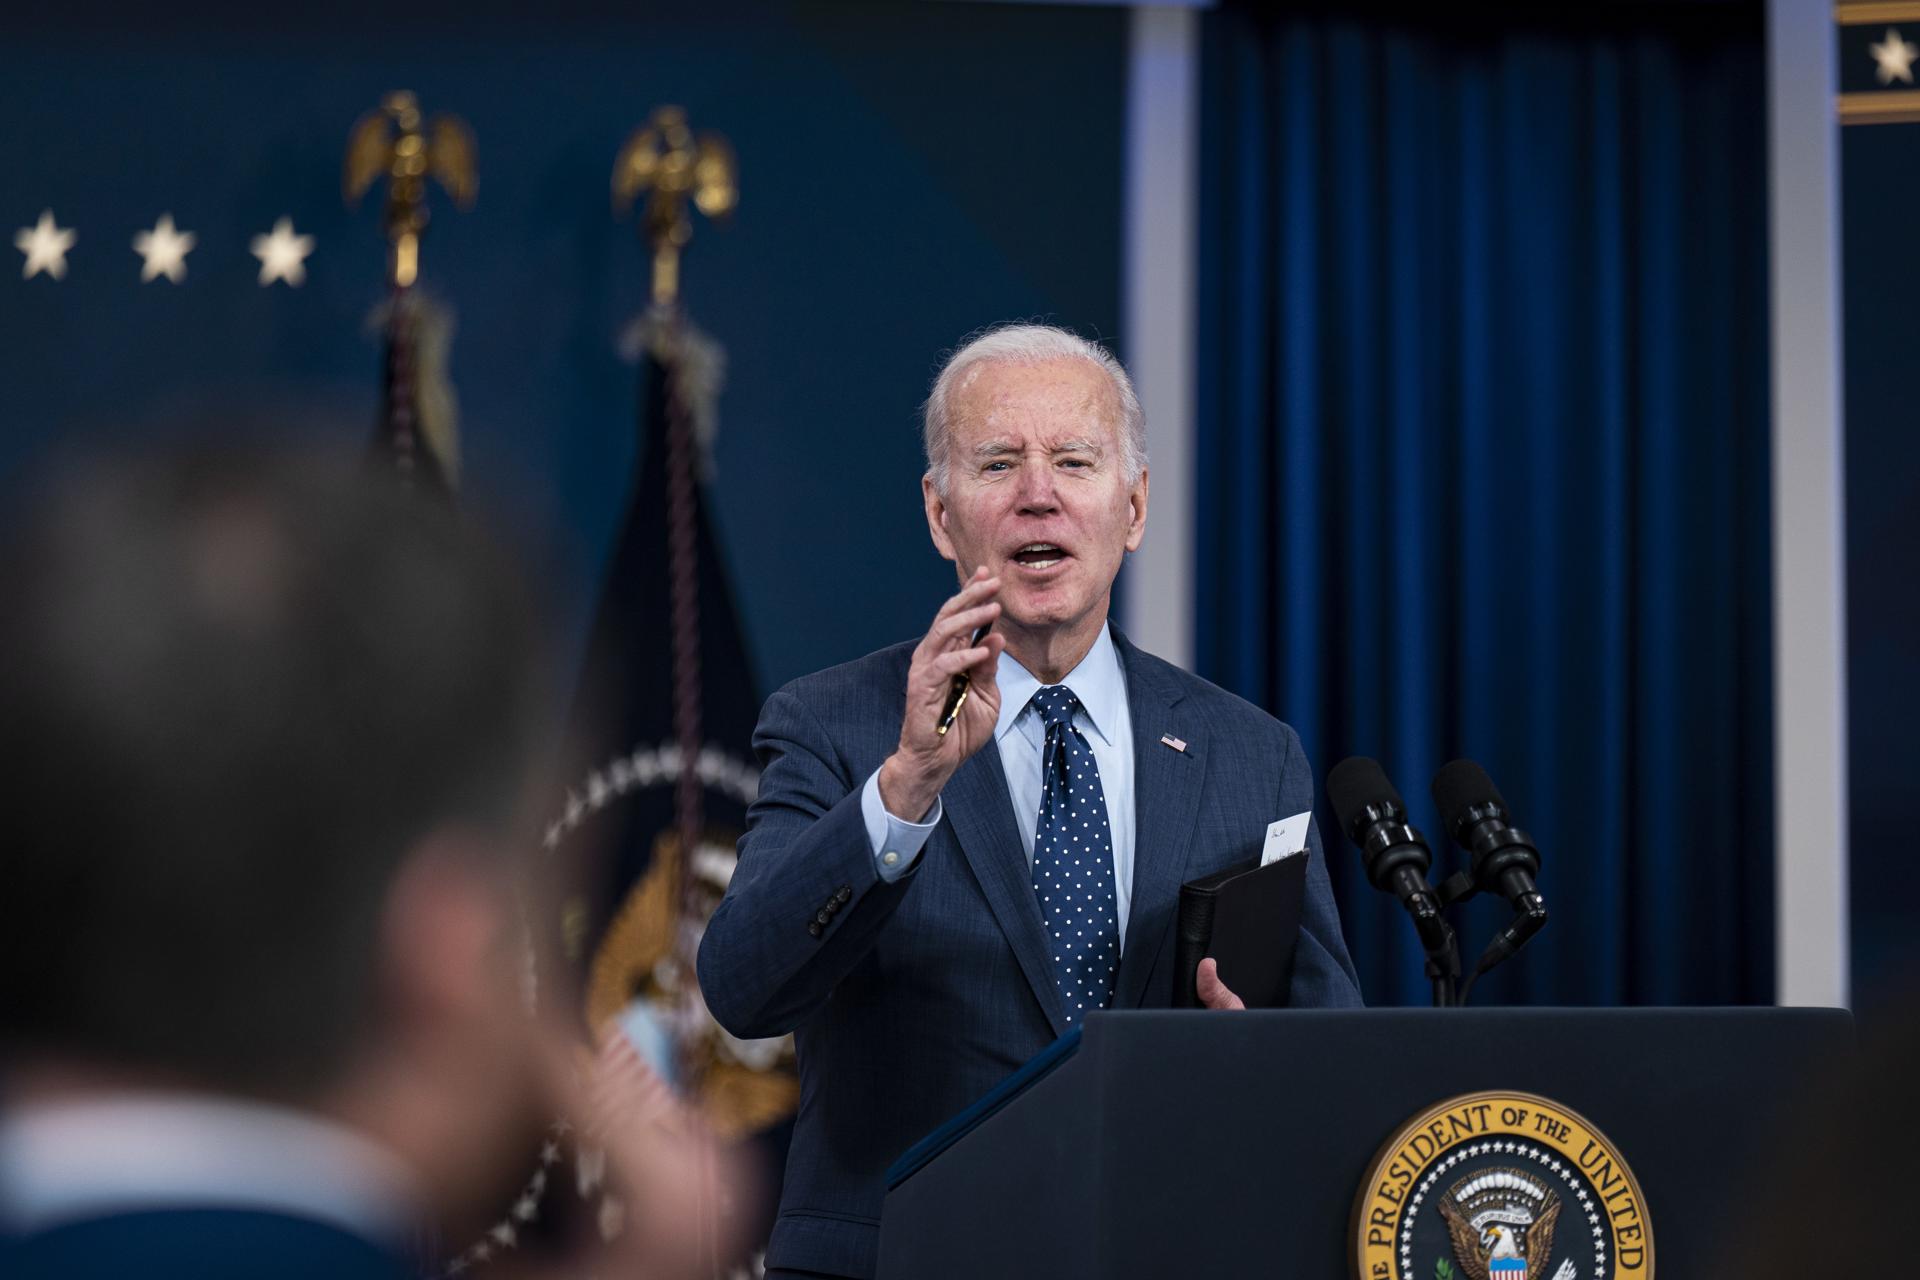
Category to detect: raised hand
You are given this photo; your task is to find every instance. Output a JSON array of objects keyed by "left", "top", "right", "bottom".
[{"left": 878, "top": 566, "right": 1007, "bottom": 820}]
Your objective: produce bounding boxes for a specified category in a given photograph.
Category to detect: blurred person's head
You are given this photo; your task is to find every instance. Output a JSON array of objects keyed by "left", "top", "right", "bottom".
[{"left": 0, "top": 445, "right": 552, "bottom": 1218}]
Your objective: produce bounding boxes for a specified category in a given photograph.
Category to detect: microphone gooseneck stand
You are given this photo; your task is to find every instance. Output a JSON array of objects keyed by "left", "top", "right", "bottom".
[
  {"left": 1331, "top": 756, "right": 1550, "bottom": 1009},
  {"left": 1326, "top": 757, "right": 1463, "bottom": 1008},
  {"left": 1430, "top": 758, "right": 1548, "bottom": 1005}
]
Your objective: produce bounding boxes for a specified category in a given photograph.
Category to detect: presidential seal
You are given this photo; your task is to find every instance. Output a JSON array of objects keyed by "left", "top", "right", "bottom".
[{"left": 1352, "top": 1091, "right": 1653, "bottom": 1280}]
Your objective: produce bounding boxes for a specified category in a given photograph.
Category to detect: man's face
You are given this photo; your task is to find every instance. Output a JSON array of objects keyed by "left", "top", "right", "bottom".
[{"left": 924, "top": 357, "right": 1148, "bottom": 643}]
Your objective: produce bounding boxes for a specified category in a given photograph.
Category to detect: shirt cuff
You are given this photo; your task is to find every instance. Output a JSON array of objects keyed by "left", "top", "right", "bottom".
[{"left": 861, "top": 767, "right": 942, "bottom": 882}]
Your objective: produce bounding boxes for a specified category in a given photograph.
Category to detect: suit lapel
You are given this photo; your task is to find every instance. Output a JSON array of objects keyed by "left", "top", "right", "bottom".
[
  {"left": 942, "top": 738, "right": 1068, "bottom": 1035},
  {"left": 1111, "top": 633, "right": 1206, "bottom": 1009}
]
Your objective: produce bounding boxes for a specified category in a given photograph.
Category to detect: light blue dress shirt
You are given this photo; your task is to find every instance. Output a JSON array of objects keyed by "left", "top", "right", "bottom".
[{"left": 859, "top": 622, "right": 1137, "bottom": 945}]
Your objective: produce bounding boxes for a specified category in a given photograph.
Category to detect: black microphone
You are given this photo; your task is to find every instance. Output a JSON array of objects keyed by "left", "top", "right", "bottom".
[
  {"left": 1327, "top": 756, "right": 1460, "bottom": 1006},
  {"left": 1430, "top": 759, "right": 1548, "bottom": 991}
]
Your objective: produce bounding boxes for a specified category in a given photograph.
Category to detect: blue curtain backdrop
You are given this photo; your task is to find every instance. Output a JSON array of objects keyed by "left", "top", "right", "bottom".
[{"left": 1195, "top": 3, "right": 1772, "bottom": 1007}]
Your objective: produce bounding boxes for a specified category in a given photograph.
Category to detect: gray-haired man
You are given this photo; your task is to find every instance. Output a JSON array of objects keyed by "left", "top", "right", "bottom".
[{"left": 699, "top": 324, "right": 1362, "bottom": 1279}]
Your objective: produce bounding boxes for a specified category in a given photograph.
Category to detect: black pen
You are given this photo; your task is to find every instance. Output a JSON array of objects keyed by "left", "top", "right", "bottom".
[{"left": 935, "top": 623, "right": 993, "bottom": 736}]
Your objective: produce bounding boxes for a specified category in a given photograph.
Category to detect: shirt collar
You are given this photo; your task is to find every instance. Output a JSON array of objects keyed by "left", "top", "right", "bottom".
[
  {"left": 994, "top": 621, "right": 1126, "bottom": 748},
  {"left": 0, "top": 1091, "right": 422, "bottom": 1241}
]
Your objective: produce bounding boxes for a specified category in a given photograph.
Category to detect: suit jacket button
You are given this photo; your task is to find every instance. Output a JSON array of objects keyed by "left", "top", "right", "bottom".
[
  {"left": 835, "top": 885, "right": 852, "bottom": 903},
  {"left": 816, "top": 910, "right": 831, "bottom": 926},
  {"left": 808, "top": 921, "right": 823, "bottom": 938}
]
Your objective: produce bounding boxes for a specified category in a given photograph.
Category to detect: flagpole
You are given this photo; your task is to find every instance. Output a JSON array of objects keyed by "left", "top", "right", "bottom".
[
  {"left": 615, "top": 105, "right": 738, "bottom": 1280},
  {"left": 660, "top": 320, "right": 722, "bottom": 1280},
  {"left": 346, "top": 90, "right": 475, "bottom": 493}
]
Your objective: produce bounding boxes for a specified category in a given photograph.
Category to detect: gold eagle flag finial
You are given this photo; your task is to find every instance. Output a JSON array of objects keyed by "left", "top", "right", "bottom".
[
  {"left": 613, "top": 106, "right": 737, "bottom": 307},
  {"left": 345, "top": 91, "right": 476, "bottom": 289}
]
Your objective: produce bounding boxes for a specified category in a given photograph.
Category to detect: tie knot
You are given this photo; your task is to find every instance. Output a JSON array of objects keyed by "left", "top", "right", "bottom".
[{"left": 1031, "top": 684, "right": 1082, "bottom": 731}]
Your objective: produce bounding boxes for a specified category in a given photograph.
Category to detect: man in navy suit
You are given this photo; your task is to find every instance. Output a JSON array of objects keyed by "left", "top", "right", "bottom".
[
  {"left": 698, "top": 324, "right": 1363, "bottom": 1279},
  {"left": 0, "top": 451, "right": 557, "bottom": 1279}
]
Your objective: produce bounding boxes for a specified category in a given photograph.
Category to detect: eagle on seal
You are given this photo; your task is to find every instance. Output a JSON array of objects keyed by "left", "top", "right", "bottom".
[{"left": 1438, "top": 1171, "right": 1565, "bottom": 1280}]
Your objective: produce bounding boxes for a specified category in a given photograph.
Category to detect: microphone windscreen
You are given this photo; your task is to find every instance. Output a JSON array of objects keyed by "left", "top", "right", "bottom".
[
  {"left": 1326, "top": 756, "right": 1403, "bottom": 839},
  {"left": 1430, "top": 759, "right": 1506, "bottom": 836}
]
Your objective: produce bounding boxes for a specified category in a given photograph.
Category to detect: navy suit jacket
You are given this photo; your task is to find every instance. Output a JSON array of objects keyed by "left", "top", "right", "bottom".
[
  {"left": 1, "top": 1208, "right": 413, "bottom": 1280},
  {"left": 698, "top": 630, "right": 1362, "bottom": 1277}
]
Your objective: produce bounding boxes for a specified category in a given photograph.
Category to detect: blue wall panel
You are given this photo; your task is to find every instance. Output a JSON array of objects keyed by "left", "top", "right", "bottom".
[{"left": 1, "top": 3, "right": 1126, "bottom": 695}]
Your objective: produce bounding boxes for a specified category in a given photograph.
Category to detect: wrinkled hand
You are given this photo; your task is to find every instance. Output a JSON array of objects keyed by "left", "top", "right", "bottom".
[
  {"left": 1195, "top": 958, "right": 1246, "bottom": 1011},
  {"left": 878, "top": 567, "right": 1006, "bottom": 820}
]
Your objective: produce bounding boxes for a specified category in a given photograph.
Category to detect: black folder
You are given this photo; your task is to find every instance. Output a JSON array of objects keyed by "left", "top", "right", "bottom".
[{"left": 1171, "top": 853, "right": 1306, "bottom": 1008}]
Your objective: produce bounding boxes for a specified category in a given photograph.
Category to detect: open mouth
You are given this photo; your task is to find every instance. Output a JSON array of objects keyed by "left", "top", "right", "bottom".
[{"left": 1009, "top": 542, "right": 1068, "bottom": 570}]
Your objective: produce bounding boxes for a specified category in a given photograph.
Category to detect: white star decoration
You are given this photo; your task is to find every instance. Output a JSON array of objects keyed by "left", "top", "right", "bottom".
[
  {"left": 132, "top": 213, "right": 195, "bottom": 283},
  {"left": 251, "top": 216, "right": 314, "bottom": 287},
  {"left": 15, "top": 210, "right": 76, "bottom": 280},
  {"left": 14, "top": 212, "right": 324, "bottom": 288},
  {"left": 1872, "top": 27, "right": 1919, "bottom": 85}
]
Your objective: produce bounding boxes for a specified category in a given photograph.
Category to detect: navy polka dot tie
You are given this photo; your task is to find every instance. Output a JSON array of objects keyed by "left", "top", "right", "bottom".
[{"left": 1030, "top": 684, "right": 1120, "bottom": 1024}]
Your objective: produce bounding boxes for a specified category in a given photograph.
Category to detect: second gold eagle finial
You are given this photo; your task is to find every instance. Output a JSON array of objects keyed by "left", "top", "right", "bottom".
[
  {"left": 345, "top": 91, "right": 476, "bottom": 288},
  {"left": 613, "top": 106, "right": 737, "bottom": 307}
]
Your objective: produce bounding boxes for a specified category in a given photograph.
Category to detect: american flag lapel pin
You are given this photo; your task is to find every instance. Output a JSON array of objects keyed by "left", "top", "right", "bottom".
[{"left": 1160, "top": 733, "right": 1187, "bottom": 753}]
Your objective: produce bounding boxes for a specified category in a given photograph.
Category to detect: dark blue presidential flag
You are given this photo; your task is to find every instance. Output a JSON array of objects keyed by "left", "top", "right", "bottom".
[
  {"left": 530, "top": 304, "right": 791, "bottom": 1275},
  {"left": 543, "top": 308, "right": 771, "bottom": 1074}
]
